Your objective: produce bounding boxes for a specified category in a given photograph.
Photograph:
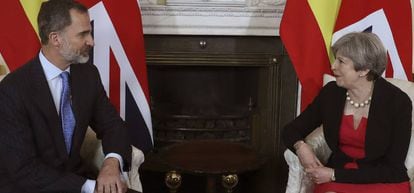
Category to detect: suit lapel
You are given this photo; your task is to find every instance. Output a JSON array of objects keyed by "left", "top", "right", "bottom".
[
  {"left": 30, "top": 58, "right": 68, "bottom": 159},
  {"left": 69, "top": 64, "right": 85, "bottom": 154},
  {"left": 324, "top": 84, "right": 346, "bottom": 153},
  {"left": 364, "top": 78, "right": 386, "bottom": 157}
]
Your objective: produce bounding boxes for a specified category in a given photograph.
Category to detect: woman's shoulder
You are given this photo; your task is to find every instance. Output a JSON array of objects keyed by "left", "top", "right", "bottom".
[
  {"left": 377, "top": 78, "right": 408, "bottom": 95},
  {"left": 319, "top": 81, "right": 344, "bottom": 95},
  {"left": 376, "top": 78, "right": 412, "bottom": 104}
]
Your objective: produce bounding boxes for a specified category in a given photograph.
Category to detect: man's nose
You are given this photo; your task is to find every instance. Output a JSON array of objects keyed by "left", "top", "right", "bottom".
[{"left": 86, "top": 35, "right": 94, "bottom": 47}]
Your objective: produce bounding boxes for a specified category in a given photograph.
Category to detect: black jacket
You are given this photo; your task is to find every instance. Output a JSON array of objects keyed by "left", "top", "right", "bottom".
[
  {"left": 0, "top": 57, "right": 132, "bottom": 193},
  {"left": 283, "top": 78, "right": 412, "bottom": 183}
]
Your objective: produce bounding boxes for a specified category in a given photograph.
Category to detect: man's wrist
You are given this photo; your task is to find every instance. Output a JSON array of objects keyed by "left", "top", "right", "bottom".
[
  {"left": 103, "top": 157, "right": 120, "bottom": 168},
  {"left": 330, "top": 169, "right": 336, "bottom": 182},
  {"left": 105, "top": 153, "right": 124, "bottom": 171}
]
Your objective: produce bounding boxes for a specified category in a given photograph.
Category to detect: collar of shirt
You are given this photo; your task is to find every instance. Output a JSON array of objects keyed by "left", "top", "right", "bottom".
[
  {"left": 39, "top": 51, "right": 70, "bottom": 80},
  {"left": 39, "top": 51, "right": 71, "bottom": 113}
]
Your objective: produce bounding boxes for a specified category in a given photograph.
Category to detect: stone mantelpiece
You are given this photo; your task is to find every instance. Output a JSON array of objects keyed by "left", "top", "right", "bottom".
[{"left": 139, "top": 0, "right": 285, "bottom": 35}]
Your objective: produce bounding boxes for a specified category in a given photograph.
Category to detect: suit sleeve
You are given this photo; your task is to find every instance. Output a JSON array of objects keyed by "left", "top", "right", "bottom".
[
  {"left": 0, "top": 83, "right": 86, "bottom": 193},
  {"left": 335, "top": 90, "right": 412, "bottom": 183},
  {"left": 87, "top": 65, "right": 132, "bottom": 171}
]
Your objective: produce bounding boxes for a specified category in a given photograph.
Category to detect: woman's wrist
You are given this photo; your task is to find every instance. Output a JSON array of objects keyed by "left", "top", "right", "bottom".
[{"left": 293, "top": 140, "right": 306, "bottom": 151}]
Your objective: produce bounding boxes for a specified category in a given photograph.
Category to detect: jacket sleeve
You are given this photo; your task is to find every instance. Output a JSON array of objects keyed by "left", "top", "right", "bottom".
[
  {"left": 0, "top": 83, "right": 86, "bottom": 193},
  {"left": 87, "top": 65, "right": 132, "bottom": 171},
  {"left": 335, "top": 90, "right": 412, "bottom": 183},
  {"left": 282, "top": 82, "right": 335, "bottom": 152}
]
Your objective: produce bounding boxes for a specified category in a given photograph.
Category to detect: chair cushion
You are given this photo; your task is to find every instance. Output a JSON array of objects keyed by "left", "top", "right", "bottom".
[{"left": 304, "top": 126, "right": 331, "bottom": 164}]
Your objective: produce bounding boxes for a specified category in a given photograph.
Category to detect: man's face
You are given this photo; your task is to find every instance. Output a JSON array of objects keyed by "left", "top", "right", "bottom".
[{"left": 58, "top": 9, "right": 94, "bottom": 64}]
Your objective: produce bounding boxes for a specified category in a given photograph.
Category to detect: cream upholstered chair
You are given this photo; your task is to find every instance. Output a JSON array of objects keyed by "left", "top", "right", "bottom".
[
  {"left": 80, "top": 127, "right": 145, "bottom": 192},
  {"left": 283, "top": 76, "right": 414, "bottom": 193}
]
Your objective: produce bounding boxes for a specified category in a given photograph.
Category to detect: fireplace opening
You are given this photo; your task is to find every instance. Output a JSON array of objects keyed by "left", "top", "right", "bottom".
[
  {"left": 148, "top": 65, "right": 259, "bottom": 147},
  {"left": 142, "top": 35, "right": 297, "bottom": 193}
]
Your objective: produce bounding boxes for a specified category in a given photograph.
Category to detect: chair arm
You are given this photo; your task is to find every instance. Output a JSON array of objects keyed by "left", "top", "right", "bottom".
[
  {"left": 127, "top": 146, "right": 144, "bottom": 192},
  {"left": 80, "top": 128, "right": 145, "bottom": 192},
  {"left": 284, "top": 126, "right": 331, "bottom": 193},
  {"left": 284, "top": 150, "right": 314, "bottom": 193}
]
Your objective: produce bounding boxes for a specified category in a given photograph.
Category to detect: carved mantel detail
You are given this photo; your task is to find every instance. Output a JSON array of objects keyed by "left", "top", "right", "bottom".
[{"left": 139, "top": 0, "right": 285, "bottom": 35}]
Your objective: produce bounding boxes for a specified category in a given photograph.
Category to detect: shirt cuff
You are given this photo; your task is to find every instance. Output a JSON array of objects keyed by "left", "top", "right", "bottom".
[
  {"left": 105, "top": 153, "right": 124, "bottom": 171},
  {"left": 81, "top": 179, "right": 96, "bottom": 193},
  {"left": 104, "top": 153, "right": 129, "bottom": 186}
]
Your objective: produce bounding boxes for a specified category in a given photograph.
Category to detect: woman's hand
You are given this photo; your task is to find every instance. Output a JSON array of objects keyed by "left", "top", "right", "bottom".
[
  {"left": 294, "top": 141, "right": 322, "bottom": 169},
  {"left": 305, "top": 167, "right": 334, "bottom": 184}
]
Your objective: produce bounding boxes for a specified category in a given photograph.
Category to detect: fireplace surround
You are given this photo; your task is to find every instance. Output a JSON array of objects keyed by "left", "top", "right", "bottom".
[{"left": 143, "top": 35, "right": 298, "bottom": 193}]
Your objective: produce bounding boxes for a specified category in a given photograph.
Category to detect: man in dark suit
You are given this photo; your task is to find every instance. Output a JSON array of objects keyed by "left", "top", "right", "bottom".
[{"left": 0, "top": 1, "right": 138, "bottom": 193}]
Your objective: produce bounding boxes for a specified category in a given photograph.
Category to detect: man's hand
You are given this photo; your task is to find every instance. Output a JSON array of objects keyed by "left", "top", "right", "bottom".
[{"left": 95, "top": 157, "right": 127, "bottom": 193}]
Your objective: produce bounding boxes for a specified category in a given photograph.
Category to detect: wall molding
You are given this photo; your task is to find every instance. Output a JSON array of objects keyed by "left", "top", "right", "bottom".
[{"left": 139, "top": 0, "right": 285, "bottom": 36}]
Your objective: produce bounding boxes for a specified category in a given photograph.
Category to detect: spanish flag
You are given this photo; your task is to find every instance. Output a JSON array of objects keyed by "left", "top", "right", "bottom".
[
  {"left": 280, "top": 0, "right": 412, "bottom": 111},
  {"left": 0, "top": 0, "right": 45, "bottom": 71}
]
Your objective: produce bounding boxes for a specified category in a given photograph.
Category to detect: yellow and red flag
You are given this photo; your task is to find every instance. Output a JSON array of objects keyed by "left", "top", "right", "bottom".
[
  {"left": 280, "top": 0, "right": 412, "bottom": 111},
  {"left": 0, "top": 0, "right": 44, "bottom": 71}
]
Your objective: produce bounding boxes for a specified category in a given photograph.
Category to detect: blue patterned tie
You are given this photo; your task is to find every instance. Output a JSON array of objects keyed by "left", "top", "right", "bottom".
[{"left": 60, "top": 71, "right": 76, "bottom": 154}]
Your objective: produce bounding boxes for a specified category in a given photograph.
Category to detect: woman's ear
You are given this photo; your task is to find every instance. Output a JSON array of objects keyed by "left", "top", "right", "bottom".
[{"left": 359, "top": 69, "right": 370, "bottom": 77}]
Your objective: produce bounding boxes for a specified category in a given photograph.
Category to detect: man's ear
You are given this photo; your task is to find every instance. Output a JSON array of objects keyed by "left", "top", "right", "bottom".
[{"left": 48, "top": 32, "right": 61, "bottom": 47}]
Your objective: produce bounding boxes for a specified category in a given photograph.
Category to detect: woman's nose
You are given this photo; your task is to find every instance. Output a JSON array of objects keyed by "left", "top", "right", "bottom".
[{"left": 331, "top": 61, "right": 337, "bottom": 70}]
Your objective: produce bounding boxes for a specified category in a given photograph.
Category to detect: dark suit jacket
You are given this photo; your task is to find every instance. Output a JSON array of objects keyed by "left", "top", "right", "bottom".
[
  {"left": 283, "top": 78, "right": 412, "bottom": 183},
  {"left": 0, "top": 57, "right": 132, "bottom": 193}
]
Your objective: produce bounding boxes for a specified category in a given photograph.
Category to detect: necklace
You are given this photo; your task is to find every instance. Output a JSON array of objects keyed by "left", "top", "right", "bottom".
[{"left": 346, "top": 92, "right": 371, "bottom": 108}]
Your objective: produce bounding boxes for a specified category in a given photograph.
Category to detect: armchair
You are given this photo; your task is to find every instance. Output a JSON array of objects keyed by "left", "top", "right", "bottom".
[
  {"left": 80, "top": 127, "right": 145, "bottom": 192},
  {"left": 283, "top": 77, "right": 414, "bottom": 193}
]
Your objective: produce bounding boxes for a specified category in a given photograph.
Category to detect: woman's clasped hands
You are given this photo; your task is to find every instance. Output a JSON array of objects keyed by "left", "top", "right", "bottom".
[{"left": 295, "top": 141, "right": 334, "bottom": 184}]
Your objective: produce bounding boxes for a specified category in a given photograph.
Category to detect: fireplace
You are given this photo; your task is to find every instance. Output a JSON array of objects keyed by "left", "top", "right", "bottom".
[
  {"left": 149, "top": 64, "right": 260, "bottom": 146},
  {"left": 144, "top": 35, "right": 298, "bottom": 193}
]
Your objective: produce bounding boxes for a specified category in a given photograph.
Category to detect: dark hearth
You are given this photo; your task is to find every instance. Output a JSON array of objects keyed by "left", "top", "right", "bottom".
[{"left": 150, "top": 65, "right": 258, "bottom": 146}]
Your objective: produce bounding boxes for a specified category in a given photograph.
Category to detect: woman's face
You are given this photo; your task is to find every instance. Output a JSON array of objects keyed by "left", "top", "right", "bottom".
[{"left": 331, "top": 54, "right": 363, "bottom": 89}]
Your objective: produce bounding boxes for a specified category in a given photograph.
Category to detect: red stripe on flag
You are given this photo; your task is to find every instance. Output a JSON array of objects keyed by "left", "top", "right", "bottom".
[
  {"left": 334, "top": 0, "right": 412, "bottom": 80},
  {"left": 280, "top": 0, "right": 332, "bottom": 110},
  {"left": 109, "top": 49, "right": 120, "bottom": 112},
  {"left": 385, "top": 53, "right": 393, "bottom": 77},
  {"left": 102, "top": 0, "right": 149, "bottom": 100},
  {"left": 0, "top": 2, "right": 40, "bottom": 71},
  {"left": 79, "top": 0, "right": 101, "bottom": 8}
]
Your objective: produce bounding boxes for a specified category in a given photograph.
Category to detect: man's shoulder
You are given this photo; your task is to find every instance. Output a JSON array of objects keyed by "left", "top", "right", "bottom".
[
  {"left": 0, "top": 57, "right": 39, "bottom": 86},
  {"left": 70, "top": 62, "right": 100, "bottom": 77},
  {"left": 71, "top": 62, "right": 98, "bottom": 71}
]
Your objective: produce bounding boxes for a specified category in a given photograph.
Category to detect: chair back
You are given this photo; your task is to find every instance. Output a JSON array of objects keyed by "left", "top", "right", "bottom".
[{"left": 386, "top": 78, "right": 414, "bottom": 181}]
